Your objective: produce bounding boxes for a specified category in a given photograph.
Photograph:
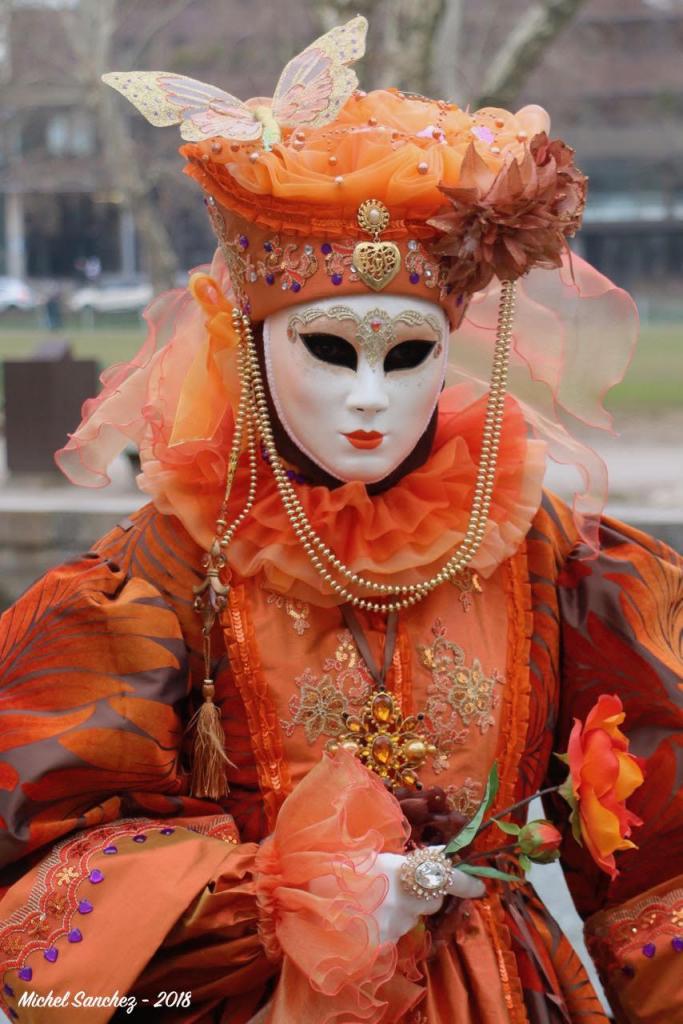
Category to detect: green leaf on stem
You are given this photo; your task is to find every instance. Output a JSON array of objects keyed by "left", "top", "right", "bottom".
[
  {"left": 444, "top": 764, "right": 499, "bottom": 856},
  {"left": 494, "top": 819, "right": 521, "bottom": 837},
  {"left": 519, "top": 853, "right": 532, "bottom": 872},
  {"left": 557, "top": 775, "right": 583, "bottom": 845},
  {"left": 458, "top": 864, "right": 519, "bottom": 883}
]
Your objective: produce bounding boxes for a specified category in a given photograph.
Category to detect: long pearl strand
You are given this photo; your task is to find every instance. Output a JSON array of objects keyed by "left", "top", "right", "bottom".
[{"left": 222, "top": 279, "right": 515, "bottom": 611}]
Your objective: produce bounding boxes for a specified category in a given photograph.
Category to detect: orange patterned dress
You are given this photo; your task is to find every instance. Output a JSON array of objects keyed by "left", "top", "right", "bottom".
[{"left": 0, "top": 489, "right": 681, "bottom": 1023}]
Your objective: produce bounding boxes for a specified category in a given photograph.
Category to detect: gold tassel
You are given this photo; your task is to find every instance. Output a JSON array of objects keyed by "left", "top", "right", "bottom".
[
  {"left": 187, "top": 307, "right": 256, "bottom": 800},
  {"left": 188, "top": 679, "right": 233, "bottom": 800}
]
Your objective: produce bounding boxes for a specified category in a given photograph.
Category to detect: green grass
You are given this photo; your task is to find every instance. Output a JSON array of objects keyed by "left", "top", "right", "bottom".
[
  {"left": 0, "top": 319, "right": 680, "bottom": 412},
  {"left": 606, "top": 323, "right": 682, "bottom": 411},
  {"left": 0, "top": 321, "right": 146, "bottom": 369}
]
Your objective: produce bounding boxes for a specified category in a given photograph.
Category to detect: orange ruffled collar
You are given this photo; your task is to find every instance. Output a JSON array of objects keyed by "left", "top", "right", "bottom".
[
  {"left": 54, "top": 264, "right": 545, "bottom": 601},
  {"left": 143, "top": 385, "right": 546, "bottom": 606}
]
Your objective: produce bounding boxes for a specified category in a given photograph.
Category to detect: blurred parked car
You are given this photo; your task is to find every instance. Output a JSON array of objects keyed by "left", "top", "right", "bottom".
[
  {"left": 68, "top": 278, "right": 153, "bottom": 314},
  {"left": 0, "top": 276, "right": 42, "bottom": 312}
]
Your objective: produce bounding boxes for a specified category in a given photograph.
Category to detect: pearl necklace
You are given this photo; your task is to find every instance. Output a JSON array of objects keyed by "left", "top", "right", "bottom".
[{"left": 214, "top": 280, "right": 514, "bottom": 611}]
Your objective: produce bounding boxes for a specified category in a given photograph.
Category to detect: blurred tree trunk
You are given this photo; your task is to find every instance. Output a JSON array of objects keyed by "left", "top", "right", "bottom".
[
  {"left": 60, "top": 0, "right": 195, "bottom": 292},
  {"left": 311, "top": 0, "right": 587, "bottom": 107},
  {"left": 0, "top": 0, "right": 11, "bottom": 85},
  {"left": 476, "top": 0, "right": 588, "bottom": 108},
  {"left": 312, "top": 0, "right": 446, "bottom": 94}
]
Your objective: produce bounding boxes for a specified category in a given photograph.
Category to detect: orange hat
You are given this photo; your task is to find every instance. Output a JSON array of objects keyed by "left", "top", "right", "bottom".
[{"left": 103, "top": 17, "right": 586, "bottom": 327}]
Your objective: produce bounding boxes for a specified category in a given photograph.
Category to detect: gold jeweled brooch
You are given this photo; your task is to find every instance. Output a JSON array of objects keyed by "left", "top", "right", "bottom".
[{"left": 326, "top": 688, "right": 436, "bottom": 790}]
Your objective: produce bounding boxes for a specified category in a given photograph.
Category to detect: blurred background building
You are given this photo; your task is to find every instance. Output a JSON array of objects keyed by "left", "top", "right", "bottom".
[{"left": 1, "top": 0, "right": 682, "bottom": 312}]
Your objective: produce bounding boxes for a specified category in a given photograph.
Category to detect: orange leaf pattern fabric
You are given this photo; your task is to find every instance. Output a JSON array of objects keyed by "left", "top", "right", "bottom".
[
  {"left": 0, "top": 553, "right": 225, "bottom": 871},
  {"left": 0, "top": 495, "right": 680, "bottom": 1024}
]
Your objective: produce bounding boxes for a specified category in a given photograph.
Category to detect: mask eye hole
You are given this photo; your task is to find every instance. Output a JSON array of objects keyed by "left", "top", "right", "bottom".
[
  {"left": 299, "top": 332, "right": 357, "bottom": 370},
  {"left": 384, "top": 340, "right": 436, "bottom": 372}
]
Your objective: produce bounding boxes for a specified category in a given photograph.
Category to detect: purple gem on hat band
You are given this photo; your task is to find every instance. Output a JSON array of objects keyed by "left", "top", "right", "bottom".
[
  {"left": 642, "top": 943, "right": 656, "bottom": 958},
  {"left": 68, "top": 929, "right": 83, "bottom": 943},
  {"left": 78, "top": 899, "right": 93, "bottom": 914},
  {"left": 103, "top": 845, "right": 117, "bottom": 854},
  {"left": 88, "top": 869, "right": 104, "bottom": 884},
  {"left": 672, "top": 936, "right": 683, "bottom": 953},
  {"left": 44, "top": 947, "right": 58, "bottom": 963},
  {"left": 18, "top": 967, "right": 32, "bottom": 982}
]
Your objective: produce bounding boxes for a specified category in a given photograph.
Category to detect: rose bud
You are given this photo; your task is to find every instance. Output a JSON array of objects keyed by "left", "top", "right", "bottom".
[{"left": 518, "top": 819, "right": 563, "bottom": 863}]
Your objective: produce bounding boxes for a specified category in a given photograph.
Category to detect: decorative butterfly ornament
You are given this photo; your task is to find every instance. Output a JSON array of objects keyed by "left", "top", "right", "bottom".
[{"left": 102, "top": 16, "right": 367, "bottom": 151}]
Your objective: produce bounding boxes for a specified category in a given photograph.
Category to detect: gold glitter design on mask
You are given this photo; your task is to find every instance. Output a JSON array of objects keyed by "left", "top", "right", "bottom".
[{"left": 287, "top": 305, "right": 443, "bottom": 368}]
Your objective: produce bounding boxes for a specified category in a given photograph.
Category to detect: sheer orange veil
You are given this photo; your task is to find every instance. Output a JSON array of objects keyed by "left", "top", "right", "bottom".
[{"left": 55, "top": 245, "right": 637, "bottom": 559}]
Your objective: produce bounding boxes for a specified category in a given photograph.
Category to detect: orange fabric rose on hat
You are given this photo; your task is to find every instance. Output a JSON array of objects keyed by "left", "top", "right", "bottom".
[{"left": 560, "top": 694, "right": 644, "bottom": 879}]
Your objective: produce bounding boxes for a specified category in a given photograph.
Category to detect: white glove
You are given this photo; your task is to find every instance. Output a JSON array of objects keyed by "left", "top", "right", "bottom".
[{"left": 370, "top": 848, "right": 485, "bottom": 946}]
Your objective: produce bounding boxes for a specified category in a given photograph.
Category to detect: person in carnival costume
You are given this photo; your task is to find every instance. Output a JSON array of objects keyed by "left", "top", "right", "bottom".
[{"left": 0, "top": 16, "right": 681, "bottom": 1024}]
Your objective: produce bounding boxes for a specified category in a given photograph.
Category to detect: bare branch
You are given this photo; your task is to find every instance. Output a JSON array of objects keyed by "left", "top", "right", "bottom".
[
  {"left": 0, "top": 0, "right": 12, "bottom": 84},
  {"left": 475, "top": 0, "right": 588, "bottom": 109},
  {"left": 59, "top": 0, "right": 117, "bottom": 82},
  {"left": 429, "top": 0, "right": 464, "bottom": 101},
  {"left": 311, "top": 0, "right": 448, "bottom": 94},
  {"left": 311, "top": 0, "right": 378, "bottom": 33},
  {"left": 121, "top": 0, "right": 202, "bottom": 69}
]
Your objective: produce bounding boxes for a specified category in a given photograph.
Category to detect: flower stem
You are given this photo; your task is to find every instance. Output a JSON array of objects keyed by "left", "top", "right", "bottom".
[
  {"left": 476, "top": 785, "right": 560, "bottom": 835},
  {"left": 459, "top": 842, "right": 518, "bottom": 864}
]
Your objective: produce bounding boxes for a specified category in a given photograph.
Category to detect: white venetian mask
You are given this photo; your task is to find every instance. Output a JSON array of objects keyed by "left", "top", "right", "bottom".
[{"left": 263, "top": 294, "right": 449, "bottom": 484}]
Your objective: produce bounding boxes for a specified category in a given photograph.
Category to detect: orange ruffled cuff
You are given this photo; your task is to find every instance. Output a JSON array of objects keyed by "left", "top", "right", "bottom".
[{"left": 253, "top": 750, "right": 421, "bottom": 1024}]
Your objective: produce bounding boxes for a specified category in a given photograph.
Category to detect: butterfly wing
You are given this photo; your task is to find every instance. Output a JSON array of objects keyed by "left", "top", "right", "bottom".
[
  {"left": 271, "top": 15, "right": 367, "bottom": 130},
  {"left": 102, "top": 71, "right": 262, "bottom": 142}
]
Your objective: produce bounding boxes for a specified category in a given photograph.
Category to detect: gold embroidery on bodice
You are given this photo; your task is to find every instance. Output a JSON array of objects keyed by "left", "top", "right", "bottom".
[
  {"left": 281, "top": 631, "right": 372, "bottom": 742},
  {"left": 419, "top": 618, "right": 503, "bottom": 773}
]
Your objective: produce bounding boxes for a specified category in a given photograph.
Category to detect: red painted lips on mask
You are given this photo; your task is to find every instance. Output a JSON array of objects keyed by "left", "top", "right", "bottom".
[{"left": 344, "top": 431, "right": 384, "bottom": 450}]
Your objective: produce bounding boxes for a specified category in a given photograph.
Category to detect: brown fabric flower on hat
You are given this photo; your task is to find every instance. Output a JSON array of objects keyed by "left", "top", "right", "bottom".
[{"left": 427, "top": 132, "right": 587, "bottom": 295}]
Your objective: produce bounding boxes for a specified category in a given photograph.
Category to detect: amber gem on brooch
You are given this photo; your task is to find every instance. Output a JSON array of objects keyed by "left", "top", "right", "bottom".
[
  {"left": 326, "top": 689, "right": 436, "bottom": 790},
  {"left": 353, "top": 199, "right": 402, "bottom": 291}
]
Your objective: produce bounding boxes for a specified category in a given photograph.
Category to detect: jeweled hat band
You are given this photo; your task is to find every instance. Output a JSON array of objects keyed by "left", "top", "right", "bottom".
[{"left": 204, "top": 194, "right": 468, "bottom": 327}]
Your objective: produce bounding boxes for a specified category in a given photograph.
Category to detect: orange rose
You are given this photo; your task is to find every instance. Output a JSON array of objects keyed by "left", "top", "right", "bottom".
[{"left": 561, "top": 694, "right": 644, "bottom": 879}]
